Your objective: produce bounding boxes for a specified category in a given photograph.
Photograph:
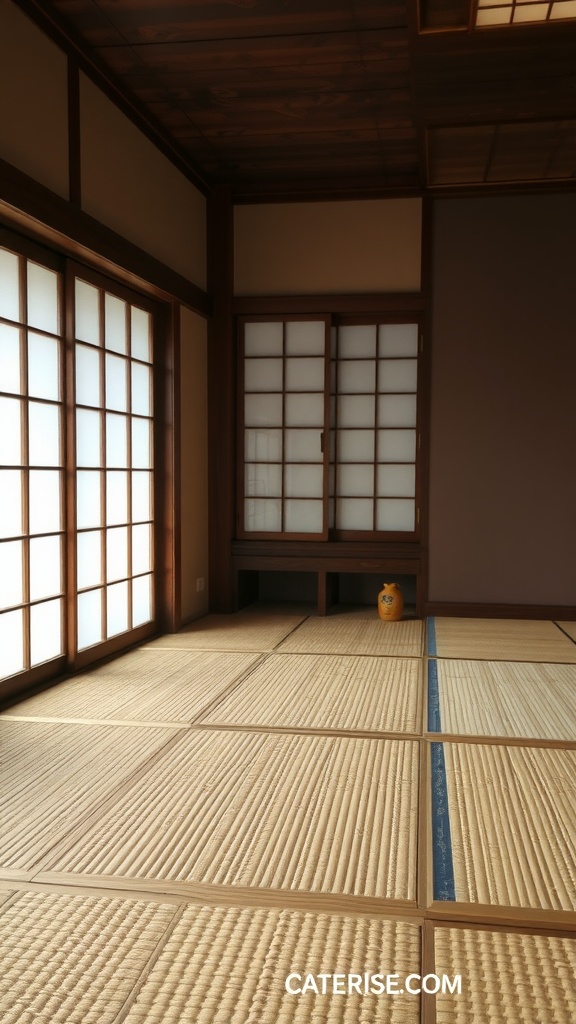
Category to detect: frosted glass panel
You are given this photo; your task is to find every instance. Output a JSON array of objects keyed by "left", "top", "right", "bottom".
[
  {"left": 0, "top": 249, "right": 20, "bottom": 321},
  {"left": 29, "top": 403, "right": 60, "bottom": 466},
  {"left": 106, "top": 526, "right": 128, "bottom": 582},
  {"left": 106, "top": 471, "right": 128, "bottom": 525},
  {"left": 107, "top": 581, "right": 129, "bottom": 637},
  {"left": 284, "top": 464, "right": 323, "bottom": 497},
  {"left": 337, "top": 464, "right": 374, "bottom": 496},
  {"left": 30, "top": 535, "right": 61, "bottom": 601},
  {"left": 244, "top": 393, "right": 282, "bottom": 427},
  {"left": 244, "top": 358, "right": 282, "bottom": 392},
  {"left": 30, "top": 598, "right": 62, "bottom": 666},
  {"left": 76, "top": 409, "right": 102, "bottom": 467},
  {"left": 75, "top": 280, "right": 100, "bottom": 345},
  {"left": 285, "top": 429, "right": 323, "bottom": 462},
  {"left": 0, "top": 609, "right": 24, "bottom": 677},
  {"left": 77, "top": 530, "right": 102, "bottom": 590},
  {"left": 133, "top": 574, "right": 153, "bottom": 627},
  {"left": 337, "top": 395, "right": 375, "bottom": 428},
  {"left": 285, "top": 357, "right": 324, "bottom": 391},
  {"left": 0, "top": 471, "right": 22, "bottom": 538},
  {"left": 0, "top": 324, "right": 22, "bottom": 393},
  {"left": 77, "top": 471, "right": 102, "bottom": 529},
  {"left": 105, "top": 353, "right": 128, "bottom": 412},
  {"left": 132, "top": 523, "right": 152, "bottom": 576},
  {"left": 76, "top": 344, "right": 101, "bottom": 407},
  {"left": 377, "top": 394, "right": 417, "bottom": 428},
  {"left": 104, "top": 294, "right": 127, "bottom": 353},
  {"left": 245, "top": 463, "right": 282, "bottom": 496},
  {"left": 338, "top": 325, "right": 376, "bottom": 359},
  {"left": 131, "top": 362, "right": 152, "bottom": 416},
  {"left": 0, "top": 541, "right": 23, "bottom": 609},
  {"left": 336, "top": 498, "right": 373, "bottom": 531},
  {"left": 131, "top": 418, "right": 151, "bottom": 469},
  {"left": 376, "top": 499, "right": 415, "bottom": 531},
  {"left": 245, "top": 429, "right": 282, "bottom": 462},
  {"left": 244, "top": 321, "right": 283, "bottom": 356},
  {"left": 285, "top": 499, "right": 323, "bottom": 533},
  {"left": 131, "top": 307, "right": 152, "bottom": 362},
  {"left": 377, "top": 464, "right": 415, "bottom": 497},
  {"left": 27, "top": 262, "right": 59, "bottom": 335},
  {"left": 285, "top": 393, "right": 324, "bottom": 427},
  {"left": 106, "top": 413, "right": 128, "bottom": 468},
  {"left": 77, "top": 589, "right": 103, "bottom": 650},
  {"left": 285, "top": 321, "right": 324, "bottom": 355},
  {"left": 244, "top": 498, "right": 281, "bottom": 532},
  {"left": 0, "top": 397, "right": 22, "bottom": 464},
  {"left": 28, "top": 333, "right": 59, "bottom": 401},
  {"left": 379, "top": 324, "right": 418, "bottom": 357},
  {"left": 132, "top": 472, "right": 152, "bottom": 523},
  {"left": 379, "top": 359, "right": 417, "bottom": 393},
  {"left": 29, "top": 470, "right": 61, "bottom": 534},
  {"left": 337, "top": 430, "right": 375, "bottom": 462},
  {"left": 338, "top": 360, "right": 375, "bottom": 393},
  {"left": 378, "top": 429, "right": 417, "bottom": 462}
]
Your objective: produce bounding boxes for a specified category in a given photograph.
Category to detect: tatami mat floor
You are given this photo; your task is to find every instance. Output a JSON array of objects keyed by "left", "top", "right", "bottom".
[{"left": 1, "top": 611, "right": 575, "bottom": 1022}]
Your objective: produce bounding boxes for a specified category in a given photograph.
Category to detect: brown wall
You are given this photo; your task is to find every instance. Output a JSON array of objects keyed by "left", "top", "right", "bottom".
[{"left": 429, "top": 195, "right": 576, "bottom": 607}]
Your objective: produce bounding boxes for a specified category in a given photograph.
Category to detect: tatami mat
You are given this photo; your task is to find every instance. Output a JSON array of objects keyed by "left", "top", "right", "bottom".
[
  {"left": 277, "top": 617, "right": 424, "bottom": 658},
  {"left": 201, "top": 653, "right": 421, "bottom": 734},
  {"left": 430, "top": 617, "right": 576, "bottom": 663},
  {"left": 144, "top": 611, "right": 308, "bottom": 652},
  {"left": 430, "top": 659, "right": 576, "bottom": 741},
  {"left": 0, "top": 720, "right": 176, "bottom": 874},
  {"left": 3, "top": 649, "right": 261, "bottom": 725},
  {"left": 42, "top": 730, "right": 419, "bottom": 902},
  {"left": 441, "top": 743, "right": 576, "bottom": 911},
  {"left": 557, "top": 621, "right": 576, "bottom": 643},
  {"left": 0, "top": 889, "right": 177, "bottom": 1024},
  {"left": 433, "top": 925, "right": 576, "bottom": 1023},
  {"left": 123, "top": 904, "right": 422, "bottom": 1024}
]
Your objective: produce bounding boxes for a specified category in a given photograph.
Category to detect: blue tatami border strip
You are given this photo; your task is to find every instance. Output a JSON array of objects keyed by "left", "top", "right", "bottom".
[
  {"left": 430, "top": 742, "right": 456, "bottom": 902},
  {"left": 427, "top": 616, "right": 437, "bottom": 656},
  {"left": 427, "top": 660, "right": 441, "bottom": 733}
]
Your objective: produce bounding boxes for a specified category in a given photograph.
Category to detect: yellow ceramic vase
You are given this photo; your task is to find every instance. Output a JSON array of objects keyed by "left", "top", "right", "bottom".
[{"left": 378, "top": 582, "right": 404, "bottom": 621}]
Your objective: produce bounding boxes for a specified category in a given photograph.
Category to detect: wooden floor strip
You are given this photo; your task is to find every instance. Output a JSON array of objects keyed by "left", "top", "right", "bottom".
[
  {"left": 200, "top": 653, "right": 421, "bottom": 734},
  {"left": 41, "top": 731, "right": 420, "bottom": 902}
]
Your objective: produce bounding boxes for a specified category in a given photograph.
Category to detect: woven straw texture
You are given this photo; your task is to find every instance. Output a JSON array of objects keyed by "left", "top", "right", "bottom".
[
  {"left": 201, "top": 653, "right": 421, "bottom": 734},
  {"left": 434, "top": 926, "right": 576, "bottom": 1023},
  {"left": 434, "top": 659, "right": 576, "bottom": 740},
  {"left": 0, "top": 889, "right": 177, "bottom": 1024},
  {"left": 145, "top": 611, "right": 307, "bottom": 652},
  {"left": 443, "top": 743, "right": 576, "bottom": 910},
  {"left": 0, "top": 721, "right": 175, "bottom": 873},
  {"left": 277, "top": 617, "right": 423, "bottom": 657},
  {"left": 44, "top": 730, "right": 419, "bottom": 901},
  {"left": 432, "top": 618, "right": 576, "bottom": 663},
  {"left": 4, "top": 650, "right": 260, "bottom": 725},
  {"left": 123, "top": 904, "right": 422, "bottom": 1024},
  {"left": 557, "top": 621, "right": 576, "bottom": 643}
]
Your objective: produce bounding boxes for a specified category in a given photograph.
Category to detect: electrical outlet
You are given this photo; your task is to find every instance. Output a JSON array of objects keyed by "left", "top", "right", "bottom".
[{"left": 196, "top": 577, "right": 205, "bottom": 592}]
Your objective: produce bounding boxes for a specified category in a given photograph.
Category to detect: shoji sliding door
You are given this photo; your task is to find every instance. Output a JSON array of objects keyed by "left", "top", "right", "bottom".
[
  {"left": 0, "top": 234, "right": 162, "bottom": 695},
  {"left": 238, "top": 315, "right": 422, "bottom": 541}
]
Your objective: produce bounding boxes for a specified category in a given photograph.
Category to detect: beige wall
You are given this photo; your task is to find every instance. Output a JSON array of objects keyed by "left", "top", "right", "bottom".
[
  {"left": 429, "top": 195, "right": 576, "bottom": 607},
  {"left": 179, "top": 306, "right": 210, "bottom": 622},
  {"left": 80, "top": 75, "right": 206, "bottom": 288},
  {"left": 0, "top": 0, "right": 69, "bottom": 198},
  {"left": 234, "top": 198, "right": 422, "bottom": 295}
]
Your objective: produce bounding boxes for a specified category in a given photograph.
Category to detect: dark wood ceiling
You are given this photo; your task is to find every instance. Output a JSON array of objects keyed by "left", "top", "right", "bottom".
[{"left": 18, "top": 0, "right": 576, "bottom": 199}]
